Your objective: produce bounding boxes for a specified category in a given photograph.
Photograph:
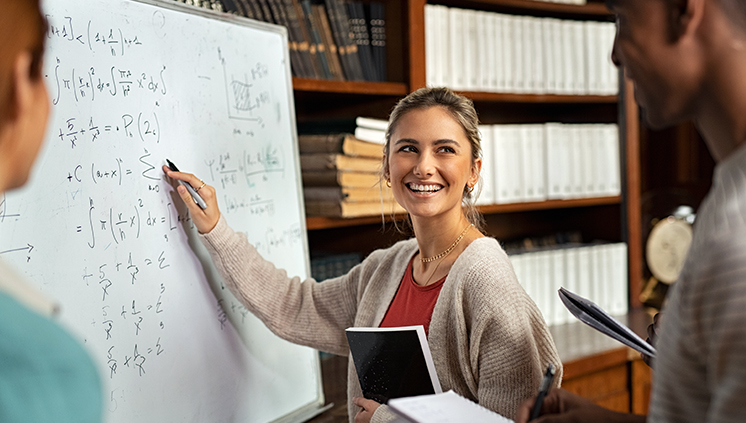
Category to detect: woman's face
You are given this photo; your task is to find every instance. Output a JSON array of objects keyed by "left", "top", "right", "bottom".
[{"left": 385, "top": 106, "right": 480, "bottom": 221}]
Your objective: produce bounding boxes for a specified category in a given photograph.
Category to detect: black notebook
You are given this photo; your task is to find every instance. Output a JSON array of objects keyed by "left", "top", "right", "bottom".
[
  {"left": 558, "top": 287, "right": 656, "bottom": 357},
  {"left": 345, "top": 325, "right": 442, "bottom": 404}
]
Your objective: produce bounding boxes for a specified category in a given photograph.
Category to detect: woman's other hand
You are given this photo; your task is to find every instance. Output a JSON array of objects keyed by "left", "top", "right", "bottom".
[
  {"left": 162, "top": 165, "right": 220, "bottom": 234},
  {"left": 353, "top": 397, "right": 381, "bottom": 423}
]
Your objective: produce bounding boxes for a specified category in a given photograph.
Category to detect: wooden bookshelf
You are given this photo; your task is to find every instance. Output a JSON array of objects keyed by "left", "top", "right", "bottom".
[
  {"left": 294, "top": 0, "right": 646, "bottom": 418},
  {"left": 292, "top": 78, "right": 408, "bottom": 96},
  {"left": 434, "top": 0, "right": 611, "bottom": 18},
  {"left": 456, "top": 91, "right": 618, "bottom": 104},
  {"left": 306, "top": 197, "right": 622, "bottom": 230}
]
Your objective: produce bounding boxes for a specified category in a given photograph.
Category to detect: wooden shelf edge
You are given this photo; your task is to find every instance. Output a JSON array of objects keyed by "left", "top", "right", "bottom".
[
  {"left": 478, "top": 196, "right": 621, "bottom": 213},
  {"left": 434, "top": 0, "right": 611, "bottom": 17},
  {"left": 306, "top": 196, "right": 621, "bottom": 230},
  {"left": 292, "top": 78, "right": 409, "bottom": 96},
  {"left": 306, "top": 213, "right": 408, "bottom": 230},
  {"left": 458, "top": 90, "right": 619, "bottom": 104}
]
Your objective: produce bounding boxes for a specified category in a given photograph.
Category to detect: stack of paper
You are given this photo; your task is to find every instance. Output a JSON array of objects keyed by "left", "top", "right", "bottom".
[{"left": 389, "top": 390, "right": 514, "bottom": 423}]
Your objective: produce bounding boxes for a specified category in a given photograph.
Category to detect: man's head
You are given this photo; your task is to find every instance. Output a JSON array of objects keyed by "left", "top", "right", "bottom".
[
  {"left": 0, "top": 0, "right": 48, "bottom": 193},
  {"left": 607, "top": 0, "right": 746, "bottom": 129}
]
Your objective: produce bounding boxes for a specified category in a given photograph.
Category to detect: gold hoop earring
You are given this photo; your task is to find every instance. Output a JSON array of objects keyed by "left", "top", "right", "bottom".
[
  {"left": 467, "top": 185, "right": 474, "bottom": 193},
  {"left": 386, "top": 180, "right": 392, "bottom": 188}
]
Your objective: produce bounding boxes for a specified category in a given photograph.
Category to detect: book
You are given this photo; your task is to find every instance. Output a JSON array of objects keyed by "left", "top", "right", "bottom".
[
  {"left": 291, "top": 0, "right": 322, "bottom": 78},
  {"left": 305, "top": 199, "right": 405, "bottom": 217},
  {"left": 389, "top": 390, "right": 513, "bottom": 423},
  {"left": 280, "top": 0, "right": 314, "bottom": 78},
  {"left": 304, "top": 185, "right": 393, "bottom": 203},
  {"left": 301, "top": 170, "right": 382, "bottom": 188},
  {"left": 367, "top": 1, "right": 386, "bottom": 82},
  {"left": 558, "top": 287, "right": 656, "bottom": 357},
  {"left": 301, "top": 0, "right": 333, "bottom": 79},
  {"left": 345, "top": 326, "right": 442, "bottom": 404},
  {"left": 300, "top": 153, "right": 382, "bottom": 172},
  {"left": 313, "top": 3, "right": 345, "bottom": 80},
  {"left": 355, "top": 116, "right": 388, "bottom": 131},
  {"left": 325, "top": 0, "right": 365, "bottom": 81},
  {"left": 298, "top": 133, "right": 383, "bottom": 158},
  {"left": 347, "top": 0, "right": 377, "bottom": 81},
  {"left": 353, "top": 127, "right": 386, "bottom": 144}
]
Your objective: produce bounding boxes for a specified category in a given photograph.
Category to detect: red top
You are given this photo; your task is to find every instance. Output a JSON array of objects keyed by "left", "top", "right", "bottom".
[{"left": 379, "top": 256, "right": 447, "bottom": 335}]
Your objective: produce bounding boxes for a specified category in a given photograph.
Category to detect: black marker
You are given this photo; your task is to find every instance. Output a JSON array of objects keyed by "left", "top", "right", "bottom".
[
  {"left": 166, "top": 159, "right": 207, "bottom": 209},
  {"left": 530, "top": 364, "right": 555, "bottom": 421}
]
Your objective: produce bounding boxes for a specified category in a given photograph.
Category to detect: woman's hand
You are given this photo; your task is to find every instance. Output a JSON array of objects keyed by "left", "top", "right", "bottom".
[
  {"left": 162, "top": 165, "right": 220, "bottom": 234},
  {"left": 353, "top": 397, "right": 380, "bottom": 423}
]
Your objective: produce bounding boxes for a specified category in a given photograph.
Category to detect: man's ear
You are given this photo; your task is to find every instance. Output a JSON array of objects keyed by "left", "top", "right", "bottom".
[
  {"left": 8, "top": 51, "right": 35, "bottom": 122},
  {"left": 667, "top": 0, "right": 705, "bottom": 42}
]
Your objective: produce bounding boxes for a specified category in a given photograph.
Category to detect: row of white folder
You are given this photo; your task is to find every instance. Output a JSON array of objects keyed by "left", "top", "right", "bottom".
[
  {"left": 424, "top": 5, "right": 618, "bottom": 95},
  {"left": 510, "top": 242, "right": 628, "bottom": 327},
  {"left": 476, "top": 123, "right": 621, "bottom": 206}
]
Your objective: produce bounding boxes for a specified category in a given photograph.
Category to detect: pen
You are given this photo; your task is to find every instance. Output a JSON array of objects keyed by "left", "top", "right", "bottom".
[
  {"left": 165, "top": 159, "right": 207, "bottom": 209},
  {"left": 530, "top": 364, "right": 555, "bottom": 421}
]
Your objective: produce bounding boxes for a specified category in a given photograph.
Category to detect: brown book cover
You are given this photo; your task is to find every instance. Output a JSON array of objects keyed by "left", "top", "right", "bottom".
[
  {"left": 300, "top": 153, "right": 382, "bottom": 173},
  {"left": 298, "top": 133, "right": 383, "bottom": 158},
  {"left": 305, "top": 199, "right": 405, "bottom": 217},
  {"left": 304, "top": 185, "right": 394, "bottom": 203},
  {"left": 302, "top": 170, "right": 382, "bottom": 188}
]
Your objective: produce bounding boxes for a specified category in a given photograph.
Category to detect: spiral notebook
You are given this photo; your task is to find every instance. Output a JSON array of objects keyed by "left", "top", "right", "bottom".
[{"left": 388, "top": 390, "right": 514, "bottom": 423}]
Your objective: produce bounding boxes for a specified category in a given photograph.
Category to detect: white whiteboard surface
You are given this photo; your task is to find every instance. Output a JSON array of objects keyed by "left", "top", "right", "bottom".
[{"left": 0, "top": 1, "right": 323, "bottom": 422}]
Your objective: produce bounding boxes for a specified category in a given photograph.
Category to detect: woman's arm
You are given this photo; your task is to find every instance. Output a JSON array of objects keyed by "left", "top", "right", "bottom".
[{"left": 200, "top": 215, "right": 368, "bottom": 355}]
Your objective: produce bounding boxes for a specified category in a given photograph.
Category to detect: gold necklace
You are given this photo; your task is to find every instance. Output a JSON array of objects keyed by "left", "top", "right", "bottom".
[{"left": 420, "top": 223, "right": 473, "bottom": 263}]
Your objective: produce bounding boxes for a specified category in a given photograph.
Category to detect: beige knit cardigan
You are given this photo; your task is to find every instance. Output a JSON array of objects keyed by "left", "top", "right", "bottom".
[{"left": 201, "top": 216, "right": 562, "bottom": 422}]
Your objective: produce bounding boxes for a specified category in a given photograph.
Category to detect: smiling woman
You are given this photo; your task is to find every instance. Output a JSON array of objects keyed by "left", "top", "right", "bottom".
[{"left": 165, "top": 86, "right": 562, "bottom": 423}]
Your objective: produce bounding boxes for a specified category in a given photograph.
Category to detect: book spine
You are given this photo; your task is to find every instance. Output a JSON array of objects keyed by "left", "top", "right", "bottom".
[
  {"left": 324, "top": 0, "right": 353, "bottom": 80},
  {"left": 267, "top": 0, "right": 305, "bottom": 78},
  {"left": 289, "top": 0, "right": 320, "bottom": 79},
  {"left": 347, "top": 0, "right": 376, "bottom": 81},
  {"left": 301, "top": 0, "right": 333, "bottom": 79},
  {"left": 335, "top": 0, "right": 365, "bottom": 80},
  {"left": 314, "top": 4, "right": 345, "bottom": 81},
  {"left": 367, "top": 2, "right": 386, "bottom": 82}
]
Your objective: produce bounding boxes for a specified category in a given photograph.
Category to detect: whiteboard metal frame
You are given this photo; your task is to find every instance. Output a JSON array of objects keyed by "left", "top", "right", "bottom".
[{"left": 129, "top": 1, "right": 323, "bottom": 422}]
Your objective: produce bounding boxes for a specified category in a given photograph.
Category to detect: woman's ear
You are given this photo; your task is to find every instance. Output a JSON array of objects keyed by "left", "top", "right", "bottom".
[{"left": 469, "top": 157, "right": 482, "bottom": 187}]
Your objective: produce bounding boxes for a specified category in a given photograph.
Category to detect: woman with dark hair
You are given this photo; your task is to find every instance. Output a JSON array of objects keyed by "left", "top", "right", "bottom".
[
  {"left": 165, "top": 87, "right": 561, "bottom": 423},
  {"left": 0, "top": 1, "right": 102, "bottom": 422}
]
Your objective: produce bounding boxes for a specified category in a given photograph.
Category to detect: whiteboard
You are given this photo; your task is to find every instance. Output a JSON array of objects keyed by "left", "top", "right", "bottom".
[{"left": 0, "top": 1, "right": 323, "bottom": 422}]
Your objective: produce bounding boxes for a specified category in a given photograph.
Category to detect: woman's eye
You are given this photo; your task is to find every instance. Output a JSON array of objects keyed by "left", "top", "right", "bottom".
[
  {"left": 438, "top": 146, "right": 456, "bottom": 153},
  {"left": 399, "top": 145, "right": 416, "bottom": 153}
]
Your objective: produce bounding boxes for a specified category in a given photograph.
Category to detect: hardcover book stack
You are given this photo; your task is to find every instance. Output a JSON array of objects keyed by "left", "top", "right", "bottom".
[
  {"left": 300, "top": 117, "right": 404, "bottom": 218},
  {"left": 186, "top": 0, "right": 387, "bottom": 81}
]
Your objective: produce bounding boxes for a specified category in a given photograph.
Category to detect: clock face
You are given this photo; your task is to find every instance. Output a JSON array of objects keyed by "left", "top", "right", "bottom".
[{"left": 646, "top": 217, "right": 693, "bottom": 284}]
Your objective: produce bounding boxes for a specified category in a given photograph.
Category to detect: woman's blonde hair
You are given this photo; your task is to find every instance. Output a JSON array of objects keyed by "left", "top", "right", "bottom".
[{"left": 382, "top": 87, "right": 484, "bottom": 231}]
